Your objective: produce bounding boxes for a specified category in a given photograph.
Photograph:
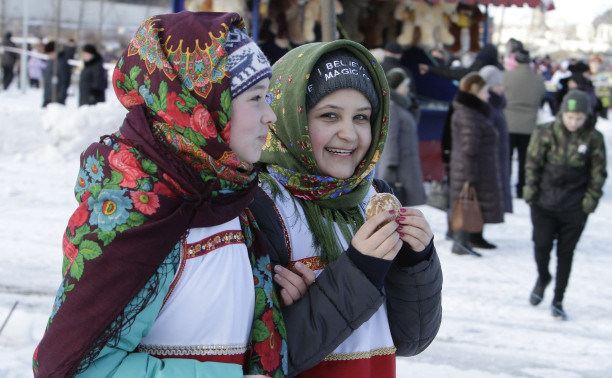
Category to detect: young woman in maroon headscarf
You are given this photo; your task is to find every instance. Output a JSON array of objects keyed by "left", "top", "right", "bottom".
[{"left": 33, "top": 11, "right": 287, "bottom": 377}]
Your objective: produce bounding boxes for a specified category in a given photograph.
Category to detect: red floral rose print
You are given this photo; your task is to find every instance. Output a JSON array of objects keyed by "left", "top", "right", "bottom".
[
  {"left": 129, "top": 192, "right": 160, "bottom": 215},
  {"left": 191, "top": 104, "right": 217, "bottom": 139},
  {"left": 109, "top": 149, "right": 145, "bottom": 188},
  {"left": 221, "top": 121, "right": 231, "bottom": 144},
  {"left": 153, "top": 181, "right": 176, "bottom": 198},
  {"left": 62, "top": 233, "right": 79, "bottom": 263},
  {"left": 68, "top": 200, "right": 89, "bottom": 235},
  {"left": 157, "top": 91, "right": 191, "bottom": 127},
  {"left": 253, "top": 311, "right": 281, "bottom": 371},
  {"left": 119, "top": 89, "right": 145, "bottom": 108}
]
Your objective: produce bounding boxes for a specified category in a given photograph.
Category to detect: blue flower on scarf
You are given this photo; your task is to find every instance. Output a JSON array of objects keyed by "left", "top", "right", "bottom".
[
  {"left": 269, "top": 171, "right": 289, "bottom": 186},
  {"left": 50, "top": 282, "right": 65, "bottom": 319},
  {"left": 255, "top": 256, "right": 274, "bottom": 305},
  {"left": 85, "top": 155, "right": 105, "bottom": 182},
  {"left": 281, "top": 339, "right": 288, "bottom": 373},
  {"left": 312, "top": 174, "right": 334, "bottom": 183},
  {"left": 329, "top": 187, "right": 352, "bottom": 198},
  {"left": 74, "top": 169, "right": 91, "bottom": 194},
  {"left": 88, "top": 189, "right": 133, "bottom": 232},
  {"left": 138, "top": 85, "right": 155, "bottom": 106}
]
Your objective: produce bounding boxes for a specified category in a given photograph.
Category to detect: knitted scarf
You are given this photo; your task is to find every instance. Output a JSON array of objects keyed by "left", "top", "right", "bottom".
[
  {"left": 33, "top": 12, "right": 286, "bottom": 377},
  {"left": 260, "top": 40, "right": 390, "bottom": 264}
]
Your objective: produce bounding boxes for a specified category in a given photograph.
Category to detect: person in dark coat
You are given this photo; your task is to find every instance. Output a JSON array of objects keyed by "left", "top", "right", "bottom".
[
  {"left": 479, "top": 65, "right": 512, "bottom": 215},
  {"left": 42, "top": 41, "right": 71, "bottom": 107},
  {"left": 418, "top": 43, "right": 503, "bottom": 82},
  {"left": 250, "top": 41, "right": 442, "bottom": 376},
  {"left": 78, "top": 44, "right": 107, "bottom": 106},
  {"left": 525, "top": 90, "right": 607, "bottom": 320},
  {"left": 2, "top": 31, "right": 18, "bottom": 90},
  {"left": 380, "top": 41, "right": 417, "bottom": 94},
  {"left": 377, "top": 67, "right": 426, "bottom": 206},
  {"left": 449, "top": 72, "right": 504, "bottom": 256}
]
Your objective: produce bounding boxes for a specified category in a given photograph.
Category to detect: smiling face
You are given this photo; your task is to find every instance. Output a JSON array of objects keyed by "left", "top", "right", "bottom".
[
  {"left": 307, "top": 88, "right": 372, "bottom": 179},
  {"left": 230, "top": 78, "right": 276, "bottom": 163}
]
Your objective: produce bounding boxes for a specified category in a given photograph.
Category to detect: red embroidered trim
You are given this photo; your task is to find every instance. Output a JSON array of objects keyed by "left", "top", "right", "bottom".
[
  {"left": 288, "top": 256, "right": 326, "bottom": 271},
  {"left": 184, "top": 230, "right": 245, "bottom": 258},
  {"left": 163, "top": 230, "right": 244, "bottom": 307}
]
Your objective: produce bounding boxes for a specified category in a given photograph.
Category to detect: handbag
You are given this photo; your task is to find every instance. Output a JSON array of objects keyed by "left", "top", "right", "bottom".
[
  {"left": 450, "top": 181, "right": 484, "bottom": 233},
  {"left": 427, "top": 178, "right": 450, "bottom": 211}
]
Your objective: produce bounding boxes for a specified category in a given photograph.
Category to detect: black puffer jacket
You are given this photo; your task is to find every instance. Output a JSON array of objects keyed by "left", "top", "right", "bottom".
[
  {"left": 449, "top": 90, "right": 504, "bottom": 224},
  {"left": 249, "top": 179, "right": 443, "bottom": 377},
  {"left": 79, "top": 53, "right": 107, "bottom": 106}
]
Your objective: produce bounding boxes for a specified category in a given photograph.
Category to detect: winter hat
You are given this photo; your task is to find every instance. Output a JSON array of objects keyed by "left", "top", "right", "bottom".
[
  {"left": 458, "top": 72, "right": 486, "bottom": 94},
  {"left": 386, "top": 67, "right": 408, "bottom": 90},
  {"left": 514, "top": 48, "right": 530, "bottom": 64},
  {"left": 384, "top": 41, "right": 402, "bottom": 55},
  {"left": 479, "top": 65, "right": 503, "bottom": 92},
  {"left": 561, "top": 89, "right": 590, "bottom": 114},
  {"left": 505, "top": 38, "right": 523, "bottom": 53},
  {"left": 82, "top": 44, "right": 98, "bottom": 55},
  {"left": 306, "top": 48, "right": 379, "bottom": 116},
  {"left": 569, "top": 61, "right": 589, "bottom": 74},
  {"left": 224, "top": 25, "right": 272, "bottom": 99}
]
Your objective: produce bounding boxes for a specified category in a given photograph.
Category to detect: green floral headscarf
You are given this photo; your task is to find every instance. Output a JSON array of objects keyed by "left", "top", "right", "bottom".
[{"left": 260, "top": 40, "right": 390, "bottom": 263}]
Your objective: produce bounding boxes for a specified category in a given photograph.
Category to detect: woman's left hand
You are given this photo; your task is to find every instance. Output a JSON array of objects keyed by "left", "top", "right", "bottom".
[{"left": 395, "top": 207, "right": 433, "bottom": 252}]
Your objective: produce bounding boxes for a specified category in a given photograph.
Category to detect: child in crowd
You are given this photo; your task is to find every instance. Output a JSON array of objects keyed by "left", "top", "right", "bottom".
[{"left": 525, "top": 89, "right": 607, "bottom": 320}]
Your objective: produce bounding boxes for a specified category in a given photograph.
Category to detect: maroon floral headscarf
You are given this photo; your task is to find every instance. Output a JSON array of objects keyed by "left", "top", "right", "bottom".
[{"left": 33, "top": 11, "right": 286, "bottom": 377}]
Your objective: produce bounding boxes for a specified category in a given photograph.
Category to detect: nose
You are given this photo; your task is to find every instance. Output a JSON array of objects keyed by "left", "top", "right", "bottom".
[
  {"left": 262, "top": 101, "right": 277, "bottom": 126},
  {"left": 337, "top": 118, "right": 358, "bottom": 142}
]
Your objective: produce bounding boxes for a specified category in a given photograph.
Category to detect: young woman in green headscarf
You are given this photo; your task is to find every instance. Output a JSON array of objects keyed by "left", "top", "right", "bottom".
[{"left": 249, "top": 40, "right": 443, "bottom": 378}]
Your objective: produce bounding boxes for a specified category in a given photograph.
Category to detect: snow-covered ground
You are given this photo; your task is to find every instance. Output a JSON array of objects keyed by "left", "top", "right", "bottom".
[{"left": 1, "top": 85, "right": 611, "bottom": 378}]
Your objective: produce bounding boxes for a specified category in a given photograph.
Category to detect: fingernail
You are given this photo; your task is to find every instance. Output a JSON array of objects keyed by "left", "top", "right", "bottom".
[
  {"left": 397, "top": 225, "right": 403, "bottom": 231},
  {"left": 400, "top": 208, "right": 407, "bottom": 213},
  {"left": 274, "top": 265, "right": 282, "bottom": 272},
  {"left": 295, "top": 262, "right": 303, "bottom": 268},
  {"left": 399, "top": 232, "right": 405, "bottom": 237},
  {"left": 275, "top": 274, "right": 282, "bottom": 281},
  {"left": 389, "top": 209, "right": 395, "bottom": 215},
  {"left": 396, "top": 217, "right": 406, "bottom": 221}
]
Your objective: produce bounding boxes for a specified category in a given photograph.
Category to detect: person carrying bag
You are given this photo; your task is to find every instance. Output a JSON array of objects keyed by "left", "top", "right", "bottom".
[{"left": 451, "top": 181, "right": 484, "bottom": 233}]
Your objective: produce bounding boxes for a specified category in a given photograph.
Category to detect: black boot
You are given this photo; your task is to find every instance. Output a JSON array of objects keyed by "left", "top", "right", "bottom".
[
  {"left": 529, "top": 275, "right": 552, "bottom": 306},
  {"left": 451, "top": 231, "right": 481, "bottom": 257},
  {"left": 551, "top": 300, "right": 568, "bottom": 320},
  {"left": 469, "top": 232, "right": 497, "bottom": 249}
]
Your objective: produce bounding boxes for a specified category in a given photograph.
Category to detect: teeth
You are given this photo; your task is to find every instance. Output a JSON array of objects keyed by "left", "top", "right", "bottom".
[{"left": 326, "top": 148, "right": 352, "bottom": 156}]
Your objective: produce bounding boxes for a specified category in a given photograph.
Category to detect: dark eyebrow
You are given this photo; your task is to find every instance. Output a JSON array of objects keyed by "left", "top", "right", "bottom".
[{"left": 315, "top": 104, "right": 372, "bottom": 112}]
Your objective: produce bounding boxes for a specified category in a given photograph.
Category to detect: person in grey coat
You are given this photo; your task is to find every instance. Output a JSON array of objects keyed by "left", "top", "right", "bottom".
[
  {"left": 42, "top": 41, "right": 71, "bottom": 107},
  {"left": 502, "top": 47, "right": 546, "bottom": 198},
  {"left": 377, "top": 67, "right": 426, "bottom": 206},
  {"left": 449, "top": 73, "right": 504, "bottom": 256},
  {"left": 78, "top": 44, "right": 107, "bottom": 106}
]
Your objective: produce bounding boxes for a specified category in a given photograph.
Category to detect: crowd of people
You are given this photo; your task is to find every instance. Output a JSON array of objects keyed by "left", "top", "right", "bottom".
[
  {"left": 1, "top": 34, "right": 107, "bottom": 107},
  {"left": 416, "top": 37, "right": 608, "bottom": 321},
  {"left": 0, "top": 8, "right": 607, "bottom": 377}
]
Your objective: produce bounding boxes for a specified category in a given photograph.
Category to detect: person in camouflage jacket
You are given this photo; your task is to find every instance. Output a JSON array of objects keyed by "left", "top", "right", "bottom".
[{"left": 524, "top": 89, "right": 607, "bottom": 320}]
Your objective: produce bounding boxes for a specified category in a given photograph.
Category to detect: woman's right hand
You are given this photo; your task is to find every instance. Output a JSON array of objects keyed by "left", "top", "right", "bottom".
[
  {"left": 352, "top": 210, "right": 403, "bottom": 260},
  {"left": 274, "top": 262, "right": 316, "bottom": 306}
]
